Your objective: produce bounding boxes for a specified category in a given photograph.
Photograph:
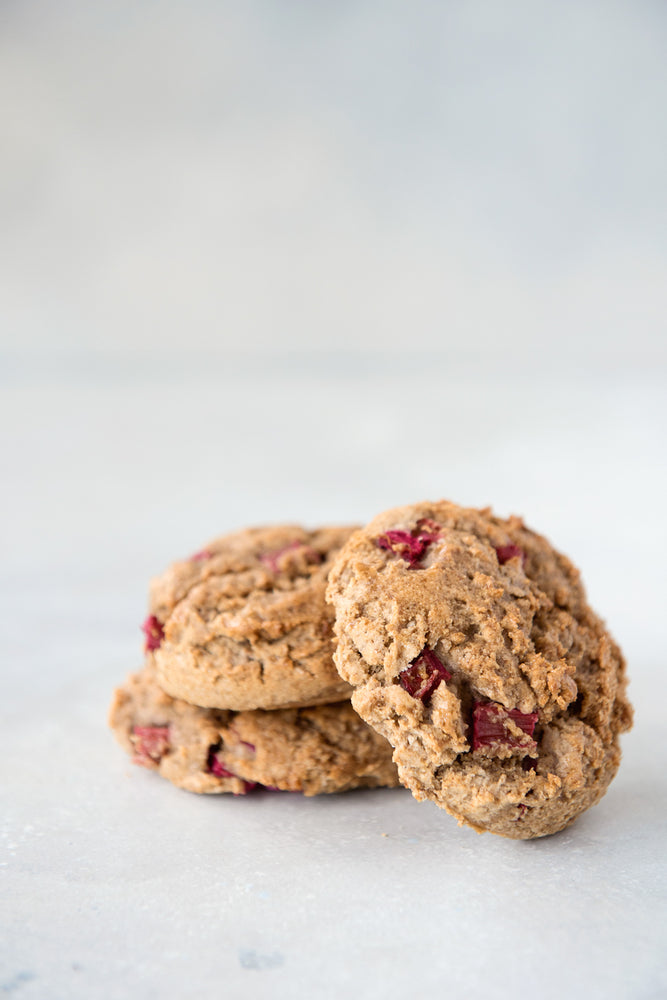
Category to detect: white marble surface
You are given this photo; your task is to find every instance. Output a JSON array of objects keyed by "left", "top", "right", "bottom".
[
  {"left": 2, "top": 360, "right": 666, "bottom": 1000},
  {"left": 2, "top": 2, "right": 667, "bottom": 997}
]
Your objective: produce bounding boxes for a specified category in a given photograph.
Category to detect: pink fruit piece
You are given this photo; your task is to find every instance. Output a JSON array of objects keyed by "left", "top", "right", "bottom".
[
  {"left": 141, "top": 615, "right": 164, "bottom": 652},
  {"left": 207, "top": 747, "right": 235, "bottom": 779},
  {"left": 415, "top": 517, "right": 441, "bottom": 538},
  {"left": 190, "top": 549, "right": 213, "bottom": 562},
  {"left": 260, "top": 540, "right": 322, "bottom": 573},
  {"left": 239, "top": 781, "right": 258, "bottom": 795},
  {"left": 131, "top": 725, "right": 170, "bottom": 765},
  {"left": 207, "top": 748, "right": 259, "bottom": 795},
  {"left": 398, "top": 649, "right": 452, "bottom": 702},
  {"left": 377, "top": 519, "right": 441, "bottom": 568},
  {"left": 494, "top": 544, "right": 527, "bottom": 567},
  {"left": 375, "top": 531, "right": 425, "bottom": 568},
  {"left": 472, "top": 702, "right": 538, "bottom": 752}
]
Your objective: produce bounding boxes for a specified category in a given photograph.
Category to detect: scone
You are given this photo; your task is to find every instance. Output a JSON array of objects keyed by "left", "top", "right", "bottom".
[
  {"left": 326, "top": 500, "right": 632, "bottom": 839},
  {"left": 145, "top": 525, "right": 355, "bottom": 710},
  {"left": 109, "top": 661, "right": 400, "bottom": 795}
]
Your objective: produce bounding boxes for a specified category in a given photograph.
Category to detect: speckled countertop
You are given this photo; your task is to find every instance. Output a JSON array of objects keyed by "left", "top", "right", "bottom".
[{"left": 3, "top": 359, "right": 666, "bottom": 1000}]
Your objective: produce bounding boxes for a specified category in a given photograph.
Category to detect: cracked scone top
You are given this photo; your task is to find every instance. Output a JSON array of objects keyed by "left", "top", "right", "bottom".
[
  {"left": 326, "top": 500, "right": 632, "bottom": 839},
  {"left": 109, "top": 661, "right": 399, "bottom": 795},
  {"left": 146, "top": 525, "right": 355, "bottom": 711}
]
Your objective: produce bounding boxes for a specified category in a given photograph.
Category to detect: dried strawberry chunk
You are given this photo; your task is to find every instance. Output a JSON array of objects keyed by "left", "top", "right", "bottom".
[
  {"left": 190, "top": 549, "right": 212, "bottom": 562},
  {"left": 377, "top": 530, "right": 426, "bottom": 566},
  {"left": 376, "top": 518, "right": 441, "bottom": 568},
  {"left": 141, "top": 615, "right": 164, "bottom": 652},
  {"left": 494, "top": 544, "right": 527, "bottom": 567},
  {"left": 415, "top": 518, "right": 441, "bottom": 537},
  {"left": 131, "top": 725, "right": 170, "bottom": 765},
  {"left": 260, "top": 541, "right": 322, "bottom": 573},
  {"left": 210, "top": 757, "right": 235, "bottom": 779},
  {"left": 472, "top": 702, "right": 538, "bottom": 752},
  {"left": 207, "top": 747, "right": 258, "bottom": 794},
  {"left": 398, "top": 649, "right": 452, "bottom": 702},
  {"left": 207, "top": 746, "right": 235, "bottom": 778}
]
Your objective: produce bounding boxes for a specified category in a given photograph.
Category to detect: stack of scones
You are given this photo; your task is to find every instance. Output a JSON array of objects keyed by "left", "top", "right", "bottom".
[{"left": 111, "top": 501, "right": 632, "bottom": 839}]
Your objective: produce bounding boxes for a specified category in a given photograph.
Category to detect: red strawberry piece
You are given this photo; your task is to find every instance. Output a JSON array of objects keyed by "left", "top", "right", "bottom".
[
  {"left": 131, "top": 725, "right": 170, "bottom": 765},
  {"left": 207, "top": 747, "right": 259, "bottom": 794},
  {"left": 141, "top": 615, "right": 164, "bottom": 652},
  {"left": 260, "top": 541, "right": 322, "bottom": 573},
  {"left": 207, "top": 746, "right": 235, "bottom": 778},
  {"left": 376, "top": 530, "right": 429, "bottom": 568},
  {"left": 377, "top": 519, "right": 442, "bottom": 568},
  {"left": 239, "top": 781, "right": 258, "bottom": 795},
  {"left": 398, "top": 649, "right": 452, "bottom": 702},
  {"left": 472, "top": 702, "right": 538, "bottom": 751},
  {"left": 415, "top": 518, "right": 441, "bottom": 540},
  {"left": 494, "top": 544, "right": 527, "bottom": 567},
  {"left": 190, "top": 549, "right": 213, "bottom": 562}
]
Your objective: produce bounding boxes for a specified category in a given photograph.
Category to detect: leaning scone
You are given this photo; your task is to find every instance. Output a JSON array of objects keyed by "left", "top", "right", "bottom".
[{"left": 326, "top": 500, "right": 632, "bottom": 839}]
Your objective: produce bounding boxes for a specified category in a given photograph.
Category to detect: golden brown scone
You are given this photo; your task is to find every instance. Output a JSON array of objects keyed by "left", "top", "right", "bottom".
[
  {"left": 109, "top": 661, "right": 400, "bottom": 796},
  {"left": 144, "top": 525, "right": 355, "bottom": 710},
  {"left": 326, "top": 500, "right": 632, "bottom": 839}
]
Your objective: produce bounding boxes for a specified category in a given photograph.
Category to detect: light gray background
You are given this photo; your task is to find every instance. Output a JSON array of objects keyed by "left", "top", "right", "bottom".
[{"left": 1, "top": 3, "right": 666, "bottom": 999}]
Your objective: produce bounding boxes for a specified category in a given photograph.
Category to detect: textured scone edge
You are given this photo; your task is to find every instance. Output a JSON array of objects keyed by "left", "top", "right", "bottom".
[{"left": 109, "top": 664, "right": 400, "bottom": 796}]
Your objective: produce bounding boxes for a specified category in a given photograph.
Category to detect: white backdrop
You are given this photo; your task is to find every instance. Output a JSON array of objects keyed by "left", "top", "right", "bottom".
[{"left": 1, "top": 0, "right": 666, "bottom": 361}]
